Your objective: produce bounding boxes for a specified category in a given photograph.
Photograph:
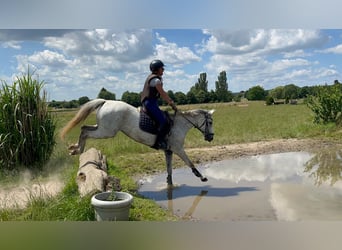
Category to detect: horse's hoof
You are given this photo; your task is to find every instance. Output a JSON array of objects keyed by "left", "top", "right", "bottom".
[
  {"left": 69, "top": 149, "right": 80, "bottom": 155},
  {"left": 201, "top": 177, "right": 208, "bottom": 182},
  {"left": 68, "top": 144, "right": 78, "bottom": 150},
  {"left": 192, "top": 168, "right": 202, "bottom": 177}
]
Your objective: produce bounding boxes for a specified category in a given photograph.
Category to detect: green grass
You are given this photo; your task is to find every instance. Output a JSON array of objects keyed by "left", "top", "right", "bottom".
[
  {"left": 0, "top": 101, "right": 341, "bottom": 221},
  {"left": 210, "top": 102, "right": 323, "bottom": 144}
]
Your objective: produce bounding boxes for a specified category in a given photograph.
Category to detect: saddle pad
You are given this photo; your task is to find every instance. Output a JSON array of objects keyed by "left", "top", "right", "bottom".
[{"left": 139, "top": 110, "right": 158, "bottom": 134}]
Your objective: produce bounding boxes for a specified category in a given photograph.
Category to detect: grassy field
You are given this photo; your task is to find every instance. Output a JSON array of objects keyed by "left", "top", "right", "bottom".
[{"left": 0, "top": 101, "right": 340, "bottom": 221}]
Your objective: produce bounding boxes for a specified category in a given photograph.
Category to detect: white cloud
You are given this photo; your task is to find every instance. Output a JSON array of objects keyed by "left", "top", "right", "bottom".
[
  {"left": 202, "top": 29, "right": 327, "bottom": 56},
  {"left": 11, "top": 29, "right": 157, "bottom": 100},
  {"left": 154, "top": 33, "right": 201, "bottom": 67},
  {"left": 315, "top": 68, "right": 339, "bottom": 79},
  {"left": 2, "top": 41, "right": 21, "bottom": 49},
  {"left": 201, "top": 29, "right": 338, "bottom": 92},
  {"left": 44, "top": 29, "right": 152, "bottom": 61},
  {"left": 282, "top": 49, "right": 310, "bottom": 58},
  {"left": 270, "top": 58, "right": 311, "bottom": 71},
  {"left": 163, "top": 69, "right": 198, "bottom": 94},
  {"left": 203, "top": 29, "right": 268, "bottom": 55},
  {"left": 26, "top": 50, "right": 72, "bottom": 68},
  {"left": 318, "top": 44, "right": 342, "bottom": 54}
]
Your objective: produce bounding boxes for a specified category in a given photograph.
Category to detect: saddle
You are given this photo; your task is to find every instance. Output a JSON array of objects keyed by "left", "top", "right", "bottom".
[{"left": 139, "top": 107, "right": 172, "bottom": 135}]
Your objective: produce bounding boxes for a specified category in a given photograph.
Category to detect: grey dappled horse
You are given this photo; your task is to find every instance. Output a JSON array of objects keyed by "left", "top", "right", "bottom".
[{"left": 61, "top": 99, "right": 215, "bottom": 185}]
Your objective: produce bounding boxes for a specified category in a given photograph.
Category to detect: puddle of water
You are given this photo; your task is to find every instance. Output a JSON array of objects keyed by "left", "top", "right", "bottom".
[{"left": 138, "top": 151, "right": 342, "bottom": 221}]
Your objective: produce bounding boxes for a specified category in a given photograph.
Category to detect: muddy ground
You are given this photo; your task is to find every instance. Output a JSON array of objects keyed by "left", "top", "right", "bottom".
[{"left": 185, "top": 138, "right": 340, "bottom": 164}]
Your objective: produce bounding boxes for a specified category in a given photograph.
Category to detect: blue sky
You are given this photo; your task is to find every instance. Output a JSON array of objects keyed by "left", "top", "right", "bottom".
[
  {"left": 1, "top": 29, "right": 342, "bottom": 101},
  {"left": 1, "top": 1, "right": 342, "bottom": 101}
]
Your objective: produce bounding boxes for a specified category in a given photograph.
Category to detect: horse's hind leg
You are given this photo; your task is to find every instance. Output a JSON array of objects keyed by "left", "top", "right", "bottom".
[{"left": 69, "top": 125, "right": 98, "bottom": 155}]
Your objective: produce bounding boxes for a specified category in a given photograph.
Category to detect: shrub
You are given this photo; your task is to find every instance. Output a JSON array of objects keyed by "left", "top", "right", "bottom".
[
  {"left": 0, "top": 70, "right": 56, "bottom": 170},
  {"left": 306, "top": 84, "right": 342, "bottom": 125},
  {"left": 265, "top": 96, "right": 274, "bottom": 106}
]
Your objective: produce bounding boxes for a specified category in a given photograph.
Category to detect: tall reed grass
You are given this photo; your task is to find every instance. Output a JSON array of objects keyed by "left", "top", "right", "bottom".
[{"left": 0, "top": 70, "right": 56, "bottom": 170}]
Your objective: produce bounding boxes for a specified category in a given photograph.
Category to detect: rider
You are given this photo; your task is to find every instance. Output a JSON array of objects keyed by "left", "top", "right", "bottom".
[{"left": 141, "top": 59, "right": 177, "bottom": 150}]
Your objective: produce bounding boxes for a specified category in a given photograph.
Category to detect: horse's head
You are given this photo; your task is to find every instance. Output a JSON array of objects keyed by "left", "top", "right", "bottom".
[
  {"left": 183, "top": 109, "right": 215, "bottom": 142},
  {"left": 202, "top": 109, "right": 215, "bottom": 142}
]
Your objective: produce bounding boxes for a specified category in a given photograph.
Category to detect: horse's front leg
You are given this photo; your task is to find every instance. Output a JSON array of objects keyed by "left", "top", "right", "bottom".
[
  {"left": 164, "top": 149, "right": 173, "bottom": 186},
  {"left": 174, "top": 148, "right": 208, "bottom": 182}
]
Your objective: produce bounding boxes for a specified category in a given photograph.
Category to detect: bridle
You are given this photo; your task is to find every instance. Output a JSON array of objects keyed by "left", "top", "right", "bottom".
[{"left": 177, "top": 110, "right": 214, "bottom": 141}]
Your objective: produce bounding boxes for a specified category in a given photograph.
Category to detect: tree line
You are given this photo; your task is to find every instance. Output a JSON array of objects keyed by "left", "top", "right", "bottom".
[{"left": 48, "top": 71, "right": 341, "bottom": 109}]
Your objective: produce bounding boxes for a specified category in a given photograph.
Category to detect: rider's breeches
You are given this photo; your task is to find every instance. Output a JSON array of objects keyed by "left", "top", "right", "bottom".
[{"left": 142, "top": 98, "right": 168, "bottom": 134}]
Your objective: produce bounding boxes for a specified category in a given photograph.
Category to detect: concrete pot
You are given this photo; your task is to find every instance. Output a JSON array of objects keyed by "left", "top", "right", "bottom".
[{"left": 91, "top": 191, "right": 133, "bottom": 221}]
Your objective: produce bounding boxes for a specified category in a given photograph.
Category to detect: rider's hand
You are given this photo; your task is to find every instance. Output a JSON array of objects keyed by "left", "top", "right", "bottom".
[{"left": 169, "top": 101, "right": 177, "bottom": 111}]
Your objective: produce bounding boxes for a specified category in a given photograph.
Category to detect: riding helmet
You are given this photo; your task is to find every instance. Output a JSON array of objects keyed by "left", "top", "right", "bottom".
[{"left": 150, "top": 59, "right": 165, "bottom": 72}]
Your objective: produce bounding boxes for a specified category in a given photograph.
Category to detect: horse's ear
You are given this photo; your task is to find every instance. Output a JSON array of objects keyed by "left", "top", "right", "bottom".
[{"left": 208, "top": 109, "right": 215, "bottom": 115}]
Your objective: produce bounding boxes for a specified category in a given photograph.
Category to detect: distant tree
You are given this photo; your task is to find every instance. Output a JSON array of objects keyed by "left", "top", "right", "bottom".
[
  {"left": 62, "top": 100, "right": 79, "bottom": 108},
  {"left": 215, "top": 71, "right": 231, "bottom": 102},
  {"left": 265, "top": 96, "right": 274, "bottom": 105},
  {"left": 283, "top": 84, "right": 300, "bottom": 100},
  {"left": 269, "top": 86, "right": 284, "bottom": 99},
  {"left": 97, "top": 87, "right": 116, "bottom": 100},
  {"left": 186, "top": 91, "right": 197, "bottom": 104},
  {"left": 196, "top": 90, "right": 209, "bottom": 103},
  {"left": 187, "top": 72, "right": 210, "bottom": 104},
  {"left": 208, "top": 90, "right": 217, "bottom": 103},
  {"left": 194, "top": 72, "right": 208, "bottom": 92},
  {"left": 233, "top": 92, "right": 244, "bottom": 102},
  {"left": 246, "top": 85, "right": 267, "bottom": 101},
  {"left": 299, "top": 86, "right": 313, "bottom": 98},
  {"left": 78, "top": 96, "right": 90, "bottom": 105},
  {"left": 174, "top": 91, "right": 187, "bottom": 105},
  {"left": 164, "top": 90, "right": 176, "bottom": 105},
  {"left": 121, "top": 91, "right": 140, "bottom": 107},
  {"left": 49, "top": 100, "right": 62, "bottom": 108}
]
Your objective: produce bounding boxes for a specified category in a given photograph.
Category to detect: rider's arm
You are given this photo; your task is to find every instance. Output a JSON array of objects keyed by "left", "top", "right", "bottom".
[
  {"left": 156, "top": 83, "right": 173, "bottom": 105},
  {"left": 156, "top": 83, "right": 177, "bottom": 111}
]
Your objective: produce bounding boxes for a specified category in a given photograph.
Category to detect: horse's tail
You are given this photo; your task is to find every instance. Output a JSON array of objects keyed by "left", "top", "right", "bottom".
[{"left": 60, "top": 99, "right": 106, "bottom": 140}]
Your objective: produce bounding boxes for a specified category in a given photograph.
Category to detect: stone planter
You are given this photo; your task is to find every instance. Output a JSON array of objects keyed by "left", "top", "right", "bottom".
[{"left": 91, "top": 191, "right": 133, "bottom": 221}]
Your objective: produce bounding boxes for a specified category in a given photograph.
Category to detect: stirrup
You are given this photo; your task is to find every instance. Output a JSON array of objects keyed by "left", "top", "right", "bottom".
[
  {"left": 158, "top": 141, "right": 168, "bottom": 150},
  {"left": 151, "top": 140, "right": 168, "bottom": 150}
]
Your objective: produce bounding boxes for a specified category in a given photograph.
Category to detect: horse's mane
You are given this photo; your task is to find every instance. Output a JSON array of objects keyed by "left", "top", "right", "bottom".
[{"left": 181, "top": 109, "right": 208, "bottom": 117}]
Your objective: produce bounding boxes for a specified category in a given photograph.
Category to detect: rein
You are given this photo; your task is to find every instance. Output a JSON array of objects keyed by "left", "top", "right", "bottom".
[{"left": 176, "top": 110, "right": 211, "bottom": 136}]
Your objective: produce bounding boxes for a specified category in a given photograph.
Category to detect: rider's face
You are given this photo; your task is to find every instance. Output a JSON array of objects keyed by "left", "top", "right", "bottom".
[{"left": 157, "top": 67, "right": 164, "bottom": 76}]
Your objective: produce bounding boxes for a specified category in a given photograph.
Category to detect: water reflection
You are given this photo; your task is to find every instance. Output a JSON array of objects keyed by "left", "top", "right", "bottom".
[
  {"left": 167, "top": 188, "right": 208, "bottom": 219},
  {"left": 138, "top": 149, "right": 342, "bottom": 221},
  {"left": 145, "top": 184, "right": 258, "bottom": 201},
  {"left": 304, "top": 146, "right": 342, "bottom": 186},
  {"left": 203, "top": 152, "right": 312, "bottom": 182}
]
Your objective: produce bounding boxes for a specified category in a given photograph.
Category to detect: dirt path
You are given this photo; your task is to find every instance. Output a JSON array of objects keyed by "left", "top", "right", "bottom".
[
  {"left": 0, "top": 171, "right": 64, "bottom": 209},
  {"left": 185, "top": 138, "right": 339, "bottom": 164}
]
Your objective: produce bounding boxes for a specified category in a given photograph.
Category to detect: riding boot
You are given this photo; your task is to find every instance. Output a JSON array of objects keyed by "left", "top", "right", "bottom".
[{"left": 152, "top": 124, "right": 169, "bottom": 150}]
